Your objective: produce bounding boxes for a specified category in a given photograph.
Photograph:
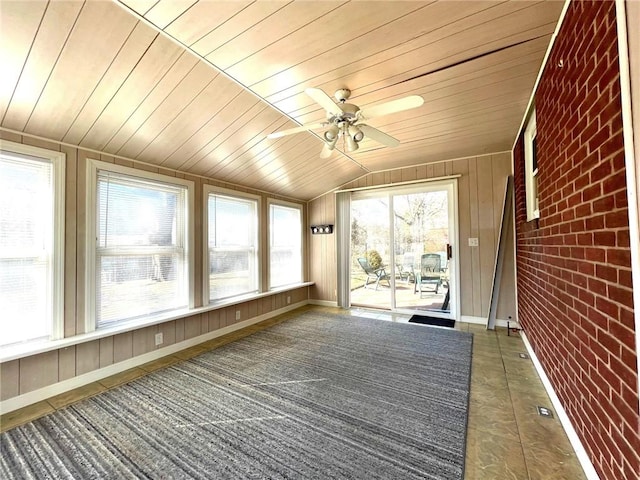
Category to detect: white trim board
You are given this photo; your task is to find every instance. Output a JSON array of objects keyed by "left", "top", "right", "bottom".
[
  {"left": 0, "top": 301, "right": 306, "bottom": 415},
  {"left": 520, "top": 331, "right": 601, "bottom": 480},
  {"left": 334, "top": 174, "right": 461, "bottom": 194},
  {"left": 308, "top": 299, "right": 339, "bottom": 308},
  {"left": 512, "top": 0, "right": 571, "bottom": 150},
  {"left": 615, "top": 0, "right": 640, "bottom": 406}
]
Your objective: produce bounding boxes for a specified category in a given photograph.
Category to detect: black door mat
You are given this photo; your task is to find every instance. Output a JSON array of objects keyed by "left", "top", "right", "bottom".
[{"left": 408, "top": 315, "right": 455, "bottom": 328}]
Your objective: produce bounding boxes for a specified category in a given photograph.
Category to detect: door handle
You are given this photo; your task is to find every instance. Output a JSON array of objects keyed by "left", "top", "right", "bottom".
[{"left": 447, "top": 244, "right": 452, "bottom": 259}]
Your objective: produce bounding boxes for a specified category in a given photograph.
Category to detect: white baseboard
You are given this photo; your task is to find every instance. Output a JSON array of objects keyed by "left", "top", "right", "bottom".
[
  {"left": 520, "top": 332, "right": 600, "bottom": 480},
  {"left": 461, "top": 315, "right": 514, "bottom": 328},
  {"left": 307, "top": 299, "right": 338, "bottom": 307},
  {"left": 0, "top": 301, "right": 307, "bottom": 415}
]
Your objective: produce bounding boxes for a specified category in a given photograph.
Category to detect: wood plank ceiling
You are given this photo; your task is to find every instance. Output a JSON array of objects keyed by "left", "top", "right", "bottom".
[{"left": 0, "top": 0, "right": 564, "bottom": 200}]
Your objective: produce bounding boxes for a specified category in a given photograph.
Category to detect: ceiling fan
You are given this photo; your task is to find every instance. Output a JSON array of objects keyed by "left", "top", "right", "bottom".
[{"left": 267, "top": 88, "right": 424, "bottom": 158}]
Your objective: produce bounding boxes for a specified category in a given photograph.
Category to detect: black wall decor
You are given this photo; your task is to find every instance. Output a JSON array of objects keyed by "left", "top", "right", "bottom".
[{"left": 310, "top": 225, "right": 334, "bottom": 234}]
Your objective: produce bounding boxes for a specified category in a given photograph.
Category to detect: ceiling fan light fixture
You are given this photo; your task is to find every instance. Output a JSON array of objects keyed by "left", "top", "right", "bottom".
[
  {"left": 324, "top": 124, "right": 339, "bottom": 141},
  {"left": 349, "top": 125, "right": 364, "bottom": 142},
  {"left": 325, "top": 135, "right": 338, "bottom": 150},
  {"left": 346, "top": 135, "right": 359, "bottom": 152}
]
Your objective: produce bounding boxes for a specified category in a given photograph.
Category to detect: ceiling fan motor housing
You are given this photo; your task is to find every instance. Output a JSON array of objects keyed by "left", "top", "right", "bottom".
[
  {"left": 334, "top": 88, "right": 352, "bottom": 102},
  {"left": 327, "top": 102, "right": 360, "bottom": 124}
]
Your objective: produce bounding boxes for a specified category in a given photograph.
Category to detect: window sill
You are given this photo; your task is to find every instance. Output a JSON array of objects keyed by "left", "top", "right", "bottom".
[{"left": 0, "top": 282, "right": 313, "bottom": 363}]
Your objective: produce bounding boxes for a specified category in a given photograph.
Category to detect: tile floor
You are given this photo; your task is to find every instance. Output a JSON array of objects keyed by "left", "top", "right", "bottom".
[
  {"left": 1, "top": 305, "right": 585, "bottom": 480},
  {"left": 346, "top": 306, "right": 586, "bottom": 479}
]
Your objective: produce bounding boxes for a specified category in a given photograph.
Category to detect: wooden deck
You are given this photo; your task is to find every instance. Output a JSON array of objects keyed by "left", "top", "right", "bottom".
[{"left": 350, "top": 279, "right": 449, "bottom": 313}]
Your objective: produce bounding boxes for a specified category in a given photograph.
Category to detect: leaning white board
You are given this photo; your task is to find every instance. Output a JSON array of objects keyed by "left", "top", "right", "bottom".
[{"left": 487, "top": 176, "right": 513, "bottom": 330}]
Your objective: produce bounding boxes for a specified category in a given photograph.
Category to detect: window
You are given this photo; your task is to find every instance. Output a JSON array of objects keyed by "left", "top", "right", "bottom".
[
  {"left": 87, "top": 160, "right": 193, "bottom": 329},
  {"left": 204, "top": 187, "right": 259, "bottom": 302},
  {"left": 269, "top": 200, "right": 303, "bottom": 288},
  {"left": 0, "top": 141, "right": 64, "bottom": 347},
  {"left": 524, "top": 109, "right": 539, "bottom": 220}
]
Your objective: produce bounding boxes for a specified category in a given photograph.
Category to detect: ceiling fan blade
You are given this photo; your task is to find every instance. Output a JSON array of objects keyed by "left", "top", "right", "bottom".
[
  {"left": 360, "top": 95, "right": 424, "bottom": 120},
  {"left": 359, "top": 124, "right": 400, "bottom": 148},
  {"left": 267, "top": 122, "right": 326, "bottom": 139},
  {"left": 319, "top": 142, "right": 334, "bottom": 158},
  {"left": 305, "top": 87, "right": 343, "bottom": 115}
]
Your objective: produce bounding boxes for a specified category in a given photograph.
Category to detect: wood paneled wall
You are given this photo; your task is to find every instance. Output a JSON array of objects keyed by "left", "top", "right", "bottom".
[
  {"left": 308, "top": 152, "right": 516, "bottom": 320},
  {"left": 308, "top": 193, "right": 337, "bottom": 302},
  {"left": 0, "top": 129, "right": 308, "bottom": 403}
]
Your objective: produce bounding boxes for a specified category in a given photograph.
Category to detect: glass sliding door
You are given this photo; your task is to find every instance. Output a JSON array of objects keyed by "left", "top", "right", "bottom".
[
  {"left": 393, "top": 185, "right": 454, "bottom": 316},
  {"left": 350, "top": 195, "right": 392, "bottom": 309},
  {"left": 349, "top": 180, "right": 457, "bottom": 318}
]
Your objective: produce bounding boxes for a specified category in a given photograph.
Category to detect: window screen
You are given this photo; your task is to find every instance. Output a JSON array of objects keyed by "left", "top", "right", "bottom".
[
  {"left": 269, "top": 203, "right": 302, "bottom": 288},
  {"left": 96, "top": 170, "right": 187, "bottom": 327},
  {"left": 207, "top": 193, "right": 259, "bottom": 301}
]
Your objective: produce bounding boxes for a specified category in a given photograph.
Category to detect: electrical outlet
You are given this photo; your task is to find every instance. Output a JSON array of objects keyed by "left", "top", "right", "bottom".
[
  {"left": 468, "top": 237, "right": 479, "bottom": 247},
  {"left": 235, "top": 310, "right": 241, "bottom": 321},
  {"left": 154, "top": 332, "right": 163, "bottom": 346},
  {"left": 287, "top": 296, "right": 291, "bottom": 304},
  {"left": 537, "top": 406, "right": 554, "bottom": 418}
]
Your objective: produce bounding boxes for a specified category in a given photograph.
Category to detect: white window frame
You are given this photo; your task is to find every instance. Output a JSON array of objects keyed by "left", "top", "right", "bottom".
[
  {"left": 524, "top": 109, "right": 539, "bottom": 221},
  {"left": 203, "top": 185, "right": 261, "bottom": 304},
  {"left": 85, "top": 159, "right": 194, "bottom": 332},
  {"left": 268, "top": 199, "right": 304, "bottom": 289},
  {"left": 0, "top": 140, "right": 65, "bottom": 344}
]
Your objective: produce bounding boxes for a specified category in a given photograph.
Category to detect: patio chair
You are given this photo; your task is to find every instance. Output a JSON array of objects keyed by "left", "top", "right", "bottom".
[
  {"left": 415, "top": 253, "right": 442, "bottom": 297},
  {"left": 357, "top": 257, "right": 390, "bottom": 290},
  {"left": 397, "top": 254, "right": 415, "bottom": 284}
]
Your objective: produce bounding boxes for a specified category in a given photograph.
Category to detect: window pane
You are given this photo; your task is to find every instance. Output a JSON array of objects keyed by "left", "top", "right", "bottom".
[
  {"left": 0, "top": 259, "right": 49, "bottom": 345},
  {"left": 270, "top": 204, "right": 302, "bottom": 288},
  {"left": 98, "top": 174, "right": 181, "bottom": 248},
  {"left": 0, "top": 154, "right": 53, "bottom": 346},
  {"left": 524, "top": 110, "right": 539, "bottom": 220},
  {"left": 96, "top": 171, "right": 187, "bottom": 327},
  {"left": 98, "top": 254, "right": 185, "bottom": 326},
  {"left": 208, "top": 194, "right": 258, "bottom": 301}
]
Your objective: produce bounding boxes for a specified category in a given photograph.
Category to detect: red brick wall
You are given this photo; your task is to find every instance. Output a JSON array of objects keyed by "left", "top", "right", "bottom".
[{"left": 513, "top": 1, "right": 638, "bottom": 479}]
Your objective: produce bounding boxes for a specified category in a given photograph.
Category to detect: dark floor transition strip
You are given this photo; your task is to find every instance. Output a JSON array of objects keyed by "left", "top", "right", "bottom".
[{"left": 408, "top": 315, "right": 455, "bottom": 328}]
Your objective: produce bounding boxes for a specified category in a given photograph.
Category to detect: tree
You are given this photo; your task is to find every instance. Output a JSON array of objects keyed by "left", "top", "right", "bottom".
[
  {"left": 391, "top": 192, "right": 448, "bottom": 254},
  {"left": 366, "top": 250, "right": 383, "bottom": 269}
]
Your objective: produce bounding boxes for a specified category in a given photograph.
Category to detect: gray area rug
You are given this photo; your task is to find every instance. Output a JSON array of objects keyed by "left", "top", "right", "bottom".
[{"left": 1, "top": 311, "right": 473, "bottom": 479}]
